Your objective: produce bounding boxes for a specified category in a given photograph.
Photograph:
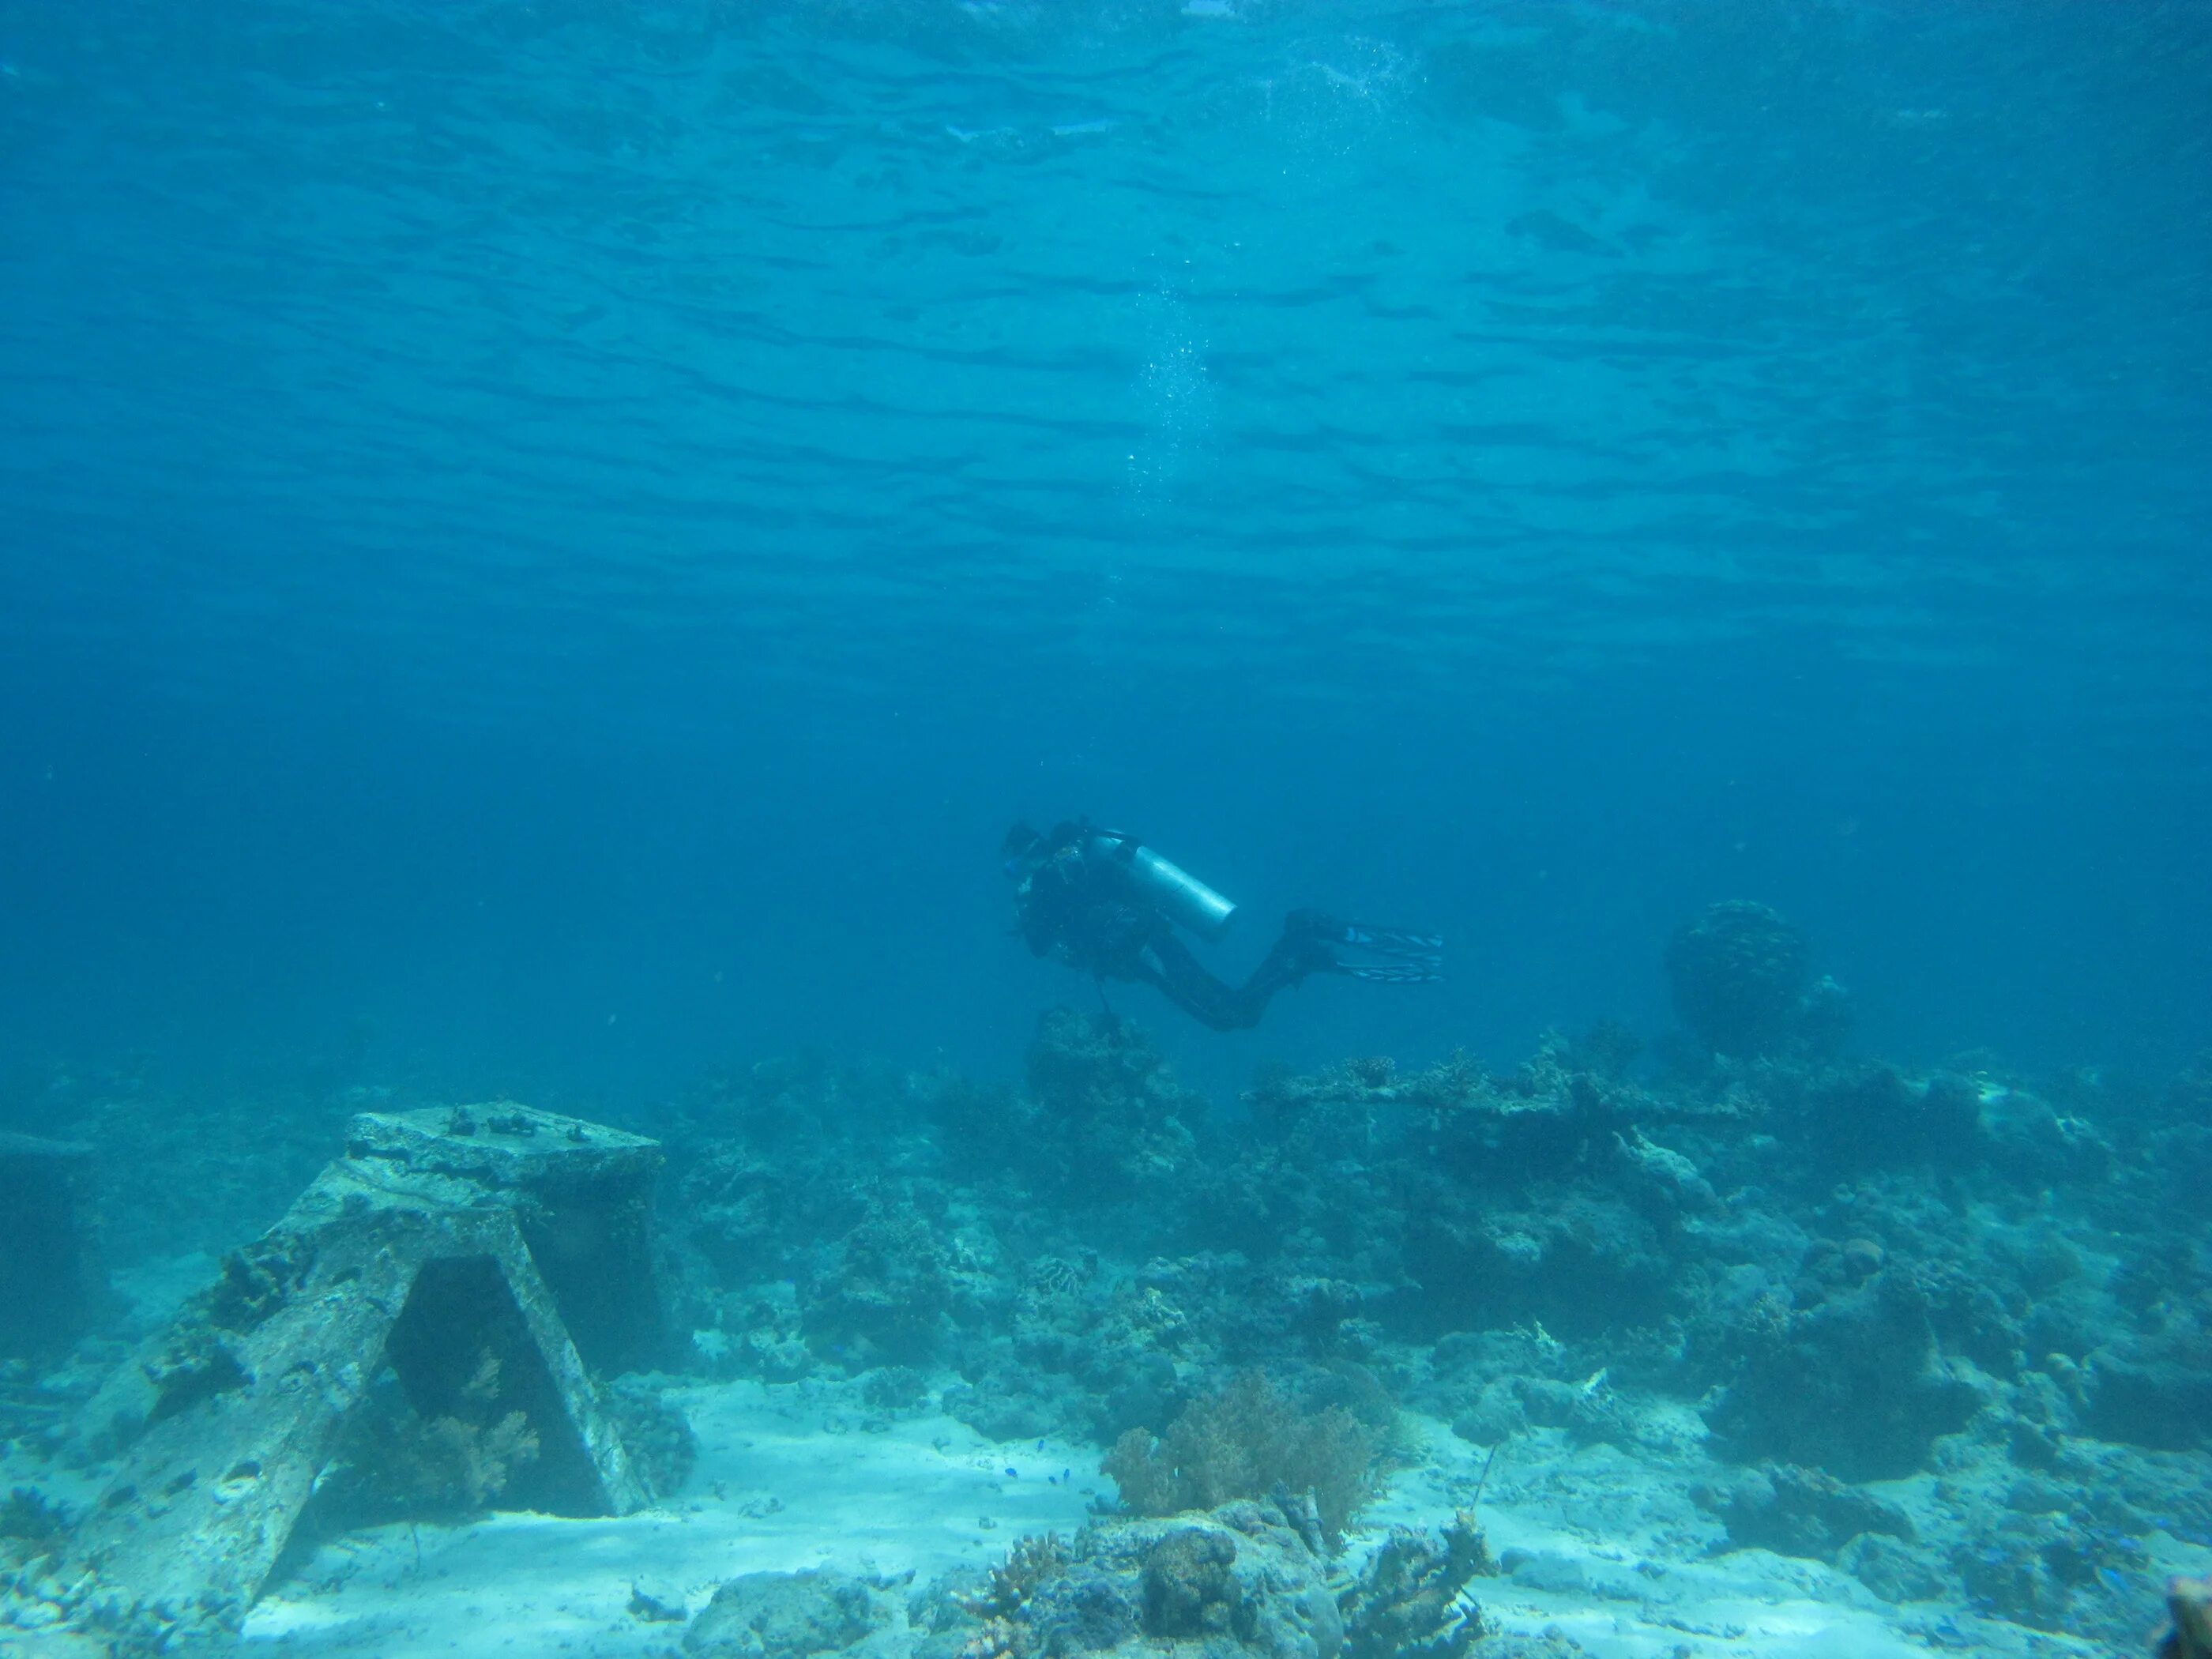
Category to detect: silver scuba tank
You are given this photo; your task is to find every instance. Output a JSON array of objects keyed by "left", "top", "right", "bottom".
[{"left": 1086, "top": 831, "right": 1239, "bottom": 939}]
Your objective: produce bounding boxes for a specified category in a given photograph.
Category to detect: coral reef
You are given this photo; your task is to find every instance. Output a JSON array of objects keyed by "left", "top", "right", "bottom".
[
  {"left": 1665, "top": 901, "right": 1812, "bottom": 1058},
  {"left": 936, "top": 1010, "right": 1206, "bottom": 1204},
  {"left": 1142, "top": 1528, "right": 1241, "bottom": 1637},
  {"left": 299, "top": 1347, "right": 563, "bottom": 1529},
  {"left": 642, "top": 1000, "right": 2212, "bottom": 1658},
  {"left": 806, "top": 1202, "right": 958, "bottom": 1366},
  {"left": 1697, "top": 1462, "right": 1914, "bottom": 1560},
  {"left": 605, "top": 1375, "right": 701, "bottom": 1499},
  {"left": 1102, "top": 1371, "right": 1385, "bottom": 1545},
  {"left": 13, "top": 980, "right": 2212, "bottom": 1657},
  {"left": 912, "top": 1505, "right": 1495, "bottom": 1659},
  {"left": 1702, "top": 1266, "right": 1984, "bottom": 1480},
  {"left": 1337, "top": 1513, "right": 1493, "bottom": 1659},
  {"left": 912, "top": 1499, "right": 1341, "bottom": 1659}
]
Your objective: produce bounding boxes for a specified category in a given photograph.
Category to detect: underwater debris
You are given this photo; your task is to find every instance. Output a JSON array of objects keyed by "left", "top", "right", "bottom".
[
  {"left": 344, "top": 1100, "right": 675, "bottom": 1375},
  {"left": 56, "top": 1103, "right": 666, "bottom": 1647}
]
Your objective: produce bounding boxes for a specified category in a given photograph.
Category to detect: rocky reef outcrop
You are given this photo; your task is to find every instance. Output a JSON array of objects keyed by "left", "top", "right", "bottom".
[{"left": 905, "top": 1501, "right": 1494, "bottom": 1659}]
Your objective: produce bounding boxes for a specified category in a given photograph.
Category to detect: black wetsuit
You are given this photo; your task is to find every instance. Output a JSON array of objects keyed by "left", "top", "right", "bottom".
[{"left": 1012, "top": 822, "right": 1334, "bottom": 1032}]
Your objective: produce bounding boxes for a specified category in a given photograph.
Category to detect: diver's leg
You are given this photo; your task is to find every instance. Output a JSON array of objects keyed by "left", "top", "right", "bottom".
[
  {"left": 1130, "top": 935, "right": 1263, "bottom": 1031},
  {"left": 1134, "top": 911, "right": 1426, "bottom": 1032},
  {"left": 1134, "top": 923, "right": 1339, "bottom": 1031},
  {"left": 1240, "top": 916, "right": 1340, "bottom": 1002}
]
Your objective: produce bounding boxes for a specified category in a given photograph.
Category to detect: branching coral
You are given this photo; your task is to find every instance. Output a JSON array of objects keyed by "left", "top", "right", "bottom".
[
  {"left": 957, "top": 1531, "right": 1071, "bottom": 1622},
  {"left": 1103, "top": 1372, "right": 1384, "bottom": 1545},
  {"left": 299, "top": 1347, "right": 544, "bottom": 1529},
  {"left": 423, "top": 1409, "right": 541, "bottom": 1507},
  {"left": 1338, "top": 1511, "right": 1493, "bottom": 1659}
]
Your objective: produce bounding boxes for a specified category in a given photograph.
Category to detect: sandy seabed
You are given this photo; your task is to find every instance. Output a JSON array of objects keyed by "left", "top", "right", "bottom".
[{"left": 228, "top": 1375, "right": 2195, "bottom": 1659}]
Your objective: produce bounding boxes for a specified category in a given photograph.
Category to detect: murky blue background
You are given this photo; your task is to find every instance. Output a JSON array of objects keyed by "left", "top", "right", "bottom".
[{"left": 2, "top": 0, "right": 2206, "bottom": 1107}]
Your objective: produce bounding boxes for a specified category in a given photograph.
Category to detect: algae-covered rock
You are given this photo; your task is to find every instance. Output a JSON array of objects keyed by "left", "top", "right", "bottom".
[
  {"left": 605, "top": 1376, "right": 700, "bottom": 1501},
  {"left": 1838, "top": 1531, "right": 1949, "bottom": 1603},
  {"left": 1704, "top": 1268, "right": 1984, "bottom": 1480},
  {"left": 1697, "top": 1462, "right": 1913, "bottom": 1561},
  {"left": 684, "top": 1570, "right": 882, "bottom": 1659},
  {"left": 1791, "top": 1066, "right": 1981, "bottom": 1172},
  {"left": 1142, "top": 1528, "right": 1240, "bottom": 1636},
  {"left": 804, "top": 1202, "right": 956, "bottom": 1365}
]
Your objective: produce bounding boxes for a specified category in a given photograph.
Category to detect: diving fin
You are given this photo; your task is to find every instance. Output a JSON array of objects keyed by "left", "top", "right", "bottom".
[
  {"left": 1295, "top": 912, "right": 1444, "bottom": 982},
  {"left": 1337, "top": 922, "right": 1445, "bottom": 963},
  {"left": 1339, "top": 959, "right": 1445, "bottom": 984}
]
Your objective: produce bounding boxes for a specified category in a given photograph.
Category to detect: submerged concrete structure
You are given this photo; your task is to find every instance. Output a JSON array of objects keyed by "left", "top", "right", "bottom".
[
  {"left": 64, "top": 1103, "right": 669, "bottom": 1646},
  {"left": 0, "top": 1130, "right": 107, "bottom": 1360}
]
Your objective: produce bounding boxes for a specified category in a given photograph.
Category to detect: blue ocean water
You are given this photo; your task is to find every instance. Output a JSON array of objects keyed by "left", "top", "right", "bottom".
[{"left": 2, "top": 0, "right": 2208, "bottom": 1108}]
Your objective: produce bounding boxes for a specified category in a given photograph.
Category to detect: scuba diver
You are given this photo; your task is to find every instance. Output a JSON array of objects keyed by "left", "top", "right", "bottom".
[{"left": 1002, "top": 818, "right": 1443, "bottom": 1031}]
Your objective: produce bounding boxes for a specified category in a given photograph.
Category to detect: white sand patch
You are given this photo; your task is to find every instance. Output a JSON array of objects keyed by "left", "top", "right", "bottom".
[
  {"left": 236, "top": 1391, "right": 2141, "bottom": 1659},
  {"left": 242, "top": 1379, "right": 1100, "bottom": 1657},
  {"left": 1345, "top": 1414, "right": 2104, "bottom": 1659}
]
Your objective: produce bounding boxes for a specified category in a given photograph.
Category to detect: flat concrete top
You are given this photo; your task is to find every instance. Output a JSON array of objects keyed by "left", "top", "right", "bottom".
[{"left": 344, "top": 1103, "right": 660, "bottom": 1186}]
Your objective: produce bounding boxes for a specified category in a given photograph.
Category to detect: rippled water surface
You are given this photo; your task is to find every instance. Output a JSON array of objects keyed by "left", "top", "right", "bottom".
[{"left": 2, "top": 0, "right": 2207, "bottom": 1085}]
